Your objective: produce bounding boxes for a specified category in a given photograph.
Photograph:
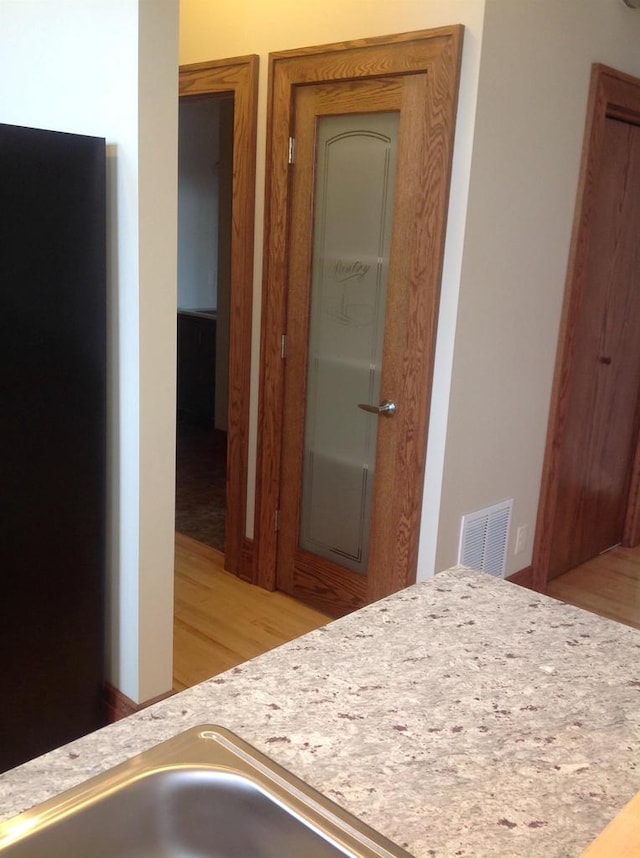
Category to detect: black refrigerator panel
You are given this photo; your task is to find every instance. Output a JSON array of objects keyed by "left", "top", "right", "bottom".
[{"left": 0, "top": 123, "right": 107, "bottom": 772}]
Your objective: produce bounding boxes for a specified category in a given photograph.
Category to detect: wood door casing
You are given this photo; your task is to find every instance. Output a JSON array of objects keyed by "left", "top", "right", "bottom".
[
  {"left": 255, "top": 28, "right": 463, "bottom": 612},
  {"left": 533, "top": 65, "right": 640, "bottom": 590},
  {"left": 179, "top": 56, "right": 258, "bottom": 579}
]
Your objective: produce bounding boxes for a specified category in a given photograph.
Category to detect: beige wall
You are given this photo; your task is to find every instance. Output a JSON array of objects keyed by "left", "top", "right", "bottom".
[
  {"left": 136, "top": 0, "right": 179, "bottom": 702},
  {"left": 436, "top": 0, "right": 640, "bottom": 576},
  {"left": 179, "top": 0, "right": 488, "bottom": 577}
]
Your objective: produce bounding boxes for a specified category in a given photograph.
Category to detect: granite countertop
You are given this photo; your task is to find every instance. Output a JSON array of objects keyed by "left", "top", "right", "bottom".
[{"left": 1, "top": 568, "right": 640, "bottom": 857}]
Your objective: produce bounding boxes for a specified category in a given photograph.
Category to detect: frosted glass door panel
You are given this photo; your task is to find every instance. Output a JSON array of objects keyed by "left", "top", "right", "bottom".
[{"left": 299, "top": 112, "right": 399, "bottom": 573}]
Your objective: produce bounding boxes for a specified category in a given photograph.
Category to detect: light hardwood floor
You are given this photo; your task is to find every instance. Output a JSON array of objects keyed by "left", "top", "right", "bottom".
[
  {"left": 173, "top": 532, "right": 331, "bottom": 692},
  {"left": 546, "top": 542, "right": 640, "bottom": 631},
  {"left": 174, "top": 534, "right": 640, "bottom": 692}
]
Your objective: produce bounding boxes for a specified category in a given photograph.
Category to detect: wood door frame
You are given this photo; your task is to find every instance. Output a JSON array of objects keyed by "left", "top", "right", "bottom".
[
  {"left": 179, "top": 55, "right": 258, "bottom": 578},
  {"left": 532, "top": 64, "right": 640, "bottom": 593},
  {"left": 254, "top": 28, "right": 463, "bottom": 593}
]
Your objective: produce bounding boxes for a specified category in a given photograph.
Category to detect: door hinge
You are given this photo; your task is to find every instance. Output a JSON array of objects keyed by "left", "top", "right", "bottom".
[
  {"left": 288, "top": 136, "right": 295, "bottom": 165},
  {"left": 274, "top": 509, "right": 281, "bottom": 532},
  {"left": 281, "top": 334, "right": 287, "bottom": 359}
]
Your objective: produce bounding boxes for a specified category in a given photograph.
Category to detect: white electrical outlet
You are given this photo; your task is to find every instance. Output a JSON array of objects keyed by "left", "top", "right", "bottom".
[{"left": 515, "top": 524, "right": 529, "bottom": 555}]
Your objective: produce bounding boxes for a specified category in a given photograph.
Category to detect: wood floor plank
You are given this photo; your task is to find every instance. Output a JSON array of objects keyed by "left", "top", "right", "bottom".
[
  {"left": 547, "top": 544, "right": 640, "bottom": 631},
  {"left": 173, "top": 532, "right": 331, "bottom": 691}
]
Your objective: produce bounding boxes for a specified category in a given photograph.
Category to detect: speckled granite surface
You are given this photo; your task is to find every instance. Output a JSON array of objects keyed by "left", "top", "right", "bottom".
[{"left": 1, "top": 568, "right": 640, "bottom": 857}]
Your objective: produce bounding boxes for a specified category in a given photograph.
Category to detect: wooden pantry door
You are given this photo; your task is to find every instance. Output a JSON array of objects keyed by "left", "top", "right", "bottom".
[{"left": 255, "top": 29, "right": 463, "bottom": 616}]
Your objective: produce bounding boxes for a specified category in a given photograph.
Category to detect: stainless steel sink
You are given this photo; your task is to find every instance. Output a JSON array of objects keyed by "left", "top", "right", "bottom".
[{"left": 0, "top": 725, "right": 412, "bottom": 857}]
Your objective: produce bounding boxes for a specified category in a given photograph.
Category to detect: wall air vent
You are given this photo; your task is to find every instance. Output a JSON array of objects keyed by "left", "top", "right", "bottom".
[{"left": 458, "top": 500, "right": 513, "bottom": 577}]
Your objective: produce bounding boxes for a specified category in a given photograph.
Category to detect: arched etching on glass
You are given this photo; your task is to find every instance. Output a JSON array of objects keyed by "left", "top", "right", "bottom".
[{"left": 299, "top": 113, "right": 399, "bottom": 574}]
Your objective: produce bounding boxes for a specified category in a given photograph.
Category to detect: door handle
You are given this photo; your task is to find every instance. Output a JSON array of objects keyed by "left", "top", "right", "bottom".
[{"left": 357, "top": 399, "right": 397, "bottom": 417}]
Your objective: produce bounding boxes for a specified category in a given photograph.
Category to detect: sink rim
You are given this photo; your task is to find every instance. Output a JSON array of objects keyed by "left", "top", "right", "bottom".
[{"left": 0, "top": 725, "right": 412, "bottom": 858}]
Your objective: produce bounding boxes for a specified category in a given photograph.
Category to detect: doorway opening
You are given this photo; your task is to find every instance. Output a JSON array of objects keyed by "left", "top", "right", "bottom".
[
  {"left": 175, "top": 55, "right": 258, "bottom": 578},
  {"left": 175, "top": 93, "right": 232, "bottom": 554}
]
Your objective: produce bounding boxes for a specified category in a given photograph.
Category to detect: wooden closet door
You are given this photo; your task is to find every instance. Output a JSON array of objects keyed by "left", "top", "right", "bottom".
[{"left": 547, "top": 117, "right": 640, "bottom": 579}]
